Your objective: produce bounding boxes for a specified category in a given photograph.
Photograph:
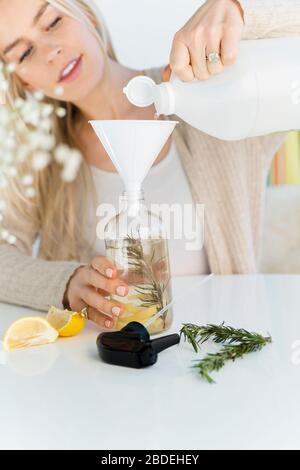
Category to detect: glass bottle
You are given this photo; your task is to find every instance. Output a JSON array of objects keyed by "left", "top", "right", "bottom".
[{"left": 104, "top": 189, "right": 173, "bottom": 335}]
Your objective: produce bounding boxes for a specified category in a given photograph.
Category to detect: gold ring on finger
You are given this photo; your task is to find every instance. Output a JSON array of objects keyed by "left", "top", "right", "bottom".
[{"left": 80, "top": 306, "right": 89, "bottom": 319}]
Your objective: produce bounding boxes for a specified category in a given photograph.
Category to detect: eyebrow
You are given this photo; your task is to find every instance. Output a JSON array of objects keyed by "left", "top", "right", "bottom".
[{"left": 3, "top": 3, "right": 49, "bottom": 56}]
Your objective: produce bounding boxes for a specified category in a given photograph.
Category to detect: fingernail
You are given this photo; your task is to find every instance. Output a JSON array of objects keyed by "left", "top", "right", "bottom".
[
  {"left": 116, "top": 286, "right": 126, "bottom": 297},
  {"left": 112, "top": 306, "right": 121, "bottom": 317},
  {"left": 105, "top": 319, "right": 112, "bottom": 328},
  {"left": 106, "top": 268, "right": 114, "bottom": 278}
]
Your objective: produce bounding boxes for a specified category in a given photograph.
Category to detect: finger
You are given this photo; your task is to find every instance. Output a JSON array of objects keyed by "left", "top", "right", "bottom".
[
  {"left": 91, "top": 256, "right": 117, "bottom": 279},
  {"left": 162, "top": 64, "right": 172, "bottom": 82},
  {"left": 85, "top": 267, "right": 128, "bottom": 297},
  {"left": 86, "top": 306, "right": 116, "bottom": 329},
  {"left": 189, "top": 42, "right": 210, "bottom": 81},
  {"left": 80, "top": 286, "right": 125, "bottom": 318},
  {"left": 220, "top": 27, "right": 240, "bottom": 66},
  {"left": 170, "top": 39, "right": 194, "bottom": 82},
  {"left": 69, "top": 297, "right": 88, "bottom": 313},
  {"left": 206, "top": 40, "right": 224, "bottom": 76}
]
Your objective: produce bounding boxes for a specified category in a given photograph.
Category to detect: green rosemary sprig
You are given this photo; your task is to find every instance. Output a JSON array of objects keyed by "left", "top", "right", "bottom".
[
  {"left": 180, "top": 322, "right": 272, "bottom": 384},
  {"left": 192, "top": 341, "right": 270, "bottom": 384},
  {"left": 180, "top": 322, "right": 271, "bottom": 352}
]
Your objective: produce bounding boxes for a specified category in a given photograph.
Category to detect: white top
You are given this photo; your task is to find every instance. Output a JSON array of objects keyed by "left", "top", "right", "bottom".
[
  {"left": 89, "top": 141, "right": 209, "bottom": 276},
  {"left": 1, "top": 274, "right": 300, "bottom": 450}
]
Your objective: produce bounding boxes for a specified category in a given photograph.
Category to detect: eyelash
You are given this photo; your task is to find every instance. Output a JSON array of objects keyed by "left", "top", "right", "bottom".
[{"left": 19, "top": 16, "right": 63, "bottom": 64}]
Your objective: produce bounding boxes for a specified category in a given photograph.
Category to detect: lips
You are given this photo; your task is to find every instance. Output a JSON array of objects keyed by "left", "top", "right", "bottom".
[{"left": 58, "top": 55, "right": 83, "bottom": 83}]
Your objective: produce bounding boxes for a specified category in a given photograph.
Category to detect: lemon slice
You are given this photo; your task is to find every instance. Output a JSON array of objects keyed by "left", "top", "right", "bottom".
[
  {"left": 47, "top": 306, "right": 87, "bottom": 337},
  {"left": 117, "top": 304, "right": 158, "bottom": 327},
  {"left": 125, "top": 303, "right": 157, "bottom": 315},
  {"left": 3, "top": 317, "right": 58, "bottom": 351}
]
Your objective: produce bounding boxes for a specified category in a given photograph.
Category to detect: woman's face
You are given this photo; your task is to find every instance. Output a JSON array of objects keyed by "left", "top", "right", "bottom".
[{"left": 0, "top": 0, "right": 106, "bottom": 102}]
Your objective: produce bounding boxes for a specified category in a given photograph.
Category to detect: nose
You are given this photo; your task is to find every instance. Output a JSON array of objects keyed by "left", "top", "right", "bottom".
[{"left": 47, "top": 45, "right": 63, "bottom": 64}]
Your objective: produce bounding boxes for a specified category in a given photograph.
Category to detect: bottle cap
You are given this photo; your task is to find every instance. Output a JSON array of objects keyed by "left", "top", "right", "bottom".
[{"left": 123, "top": 76, "right": 156, "bottom": 107}]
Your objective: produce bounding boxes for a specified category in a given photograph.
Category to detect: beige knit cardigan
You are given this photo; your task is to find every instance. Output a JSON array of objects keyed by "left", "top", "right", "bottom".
[{"left": 0, "top": 0, "right": 300, "bottom": 312}]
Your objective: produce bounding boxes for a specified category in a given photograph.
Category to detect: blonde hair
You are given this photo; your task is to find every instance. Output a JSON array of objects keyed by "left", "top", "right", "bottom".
[{"left": 1, "top": 0, "right": 118, "bottom": 261}]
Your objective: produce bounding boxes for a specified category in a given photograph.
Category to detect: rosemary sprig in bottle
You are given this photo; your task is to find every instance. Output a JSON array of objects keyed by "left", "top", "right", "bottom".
[
  {"left": 122, "top": 234, "right": 171, "bottom": 326},
  {"left": 180, "top": 323, "right": 272, "bottom": 384},
  {"left": 123, "top": 235, "right": 165, "bottom": 306}
]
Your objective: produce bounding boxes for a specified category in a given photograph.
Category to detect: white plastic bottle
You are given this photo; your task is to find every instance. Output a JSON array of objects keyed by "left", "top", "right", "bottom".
[{"left": 124, "top": 37, "right": 300, "bottom": 141}]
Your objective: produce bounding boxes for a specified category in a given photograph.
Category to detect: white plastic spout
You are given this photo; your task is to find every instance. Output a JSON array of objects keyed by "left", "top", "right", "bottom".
[
  {"left": 89, "top": 120, "right": 178, "bottom": 194},
  {"left": 123, "top": 76, "right": 176, "bottom": 115}
]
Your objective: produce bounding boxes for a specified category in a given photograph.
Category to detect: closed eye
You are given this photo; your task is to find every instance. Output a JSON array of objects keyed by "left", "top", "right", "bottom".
[
  {"left": 47, "top": 16, "right": 62, "bottom": 31},
  {"left": 19, "top": 46, "right": 33, "bottom": 63}
]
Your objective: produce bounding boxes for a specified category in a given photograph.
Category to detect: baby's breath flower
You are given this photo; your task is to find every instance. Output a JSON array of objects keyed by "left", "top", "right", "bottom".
[
  {"left": 16, "top": 144, "right": 31, "bottom": 162},
  {"left": 24, "top": 187, "right": 36, "bottom": 199},
  {"left": 41, "top": 104, "right": 54, "bottom": 117},
  {"left": 14, "top": 98, "right": 25, "bottom": 109},
  {"left": 54, "top": 144, "right": 70, "bottom": 164},
  {"left": 39, "top": 134, "right": 55, "bottom": 151},
  {"left": 61, "top": 149, "right": 82, "bottom": 182},
  {"left": 7, "top": 234, "right": 17, "bottom": 245},
  {"left": 38, "top": 118, "right": 52, "bottom": 133},
  {"left": 6, "top": 167, "right": 18, "bottom": 178},
  {"left": 54, "top": 85, "right": 64, "bottom": 97},
  {"left": 61, "top": 166, "right": 77, "bottom": 182},
  {"left": 0, "top": 177, "right": 8, "bottom": 189},
  {"left": 20, "top": 99, "right": 38, "bottom": 117},
  {"left": 32, "top": 150, "right": 51, "bottom": 171},
  {"left": 70, "top": 149, "right": 82, "bottom": 166},
  {"left": 33, "top": 90, "right": 45, "bottom": 101},
  {"left": 21, "top": 174, "right": 34, "bottom": 186},
  {"left": 3, "top": 136, "right": 16, "bottom": 150},
  {"left": 0, "top": 200, "right": 6, "bottom": 211},
  {"left": 15, "top": 120, "right": 26, "bottom": 133},
  {"left": 0, "top": 80, "right": 8, "bottom": 92},
  {"left": 2, "top": 152, "right": 13, "bottom": 164},
  {"left": 56, "top": 107, "right": 67, "bottom": 118},
  {"left": 28, "top": 131, "right": 42, "bottom": 150},
  {"left": 6, "top": 62, "right": 17, "bottom": 74},
  {"left": 23, "top": 109, "right": 40, "bottom": 127},
  {"left": 1, "top": 229, "right": 9, "bottom": 240}
]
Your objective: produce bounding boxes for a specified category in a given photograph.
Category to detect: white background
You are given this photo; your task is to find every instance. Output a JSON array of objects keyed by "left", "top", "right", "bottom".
[{"left": 98, "top": 0, "right": 204, "bottom": 68}]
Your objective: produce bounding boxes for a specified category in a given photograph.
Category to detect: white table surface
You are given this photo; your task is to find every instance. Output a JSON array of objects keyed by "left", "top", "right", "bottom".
[{"left": 1, "top": 274, "right": 300, "bottom": 450}]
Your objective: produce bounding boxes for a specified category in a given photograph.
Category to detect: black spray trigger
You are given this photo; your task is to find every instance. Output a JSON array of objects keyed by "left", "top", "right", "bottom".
[{"left": 96, "top": 321, "right": 180, "bottom": 369}]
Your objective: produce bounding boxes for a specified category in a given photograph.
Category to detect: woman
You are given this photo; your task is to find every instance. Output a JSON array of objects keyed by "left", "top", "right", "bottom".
[{"left": 0, "top": 0, "right": 299, "bottom": 329}]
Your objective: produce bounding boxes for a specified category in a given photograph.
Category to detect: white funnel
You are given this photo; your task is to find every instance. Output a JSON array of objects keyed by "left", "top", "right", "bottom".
[{"left": 89, "top": 120, "right": 177, "bottom": 194}]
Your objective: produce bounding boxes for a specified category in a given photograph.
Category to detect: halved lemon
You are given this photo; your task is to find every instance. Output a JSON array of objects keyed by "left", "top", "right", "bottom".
[
  {"left": 47, "top": 306, "right": 87, "bottom": 337},
  {"left": 2, "top": 316, "right": 58, "bottom": 351}
]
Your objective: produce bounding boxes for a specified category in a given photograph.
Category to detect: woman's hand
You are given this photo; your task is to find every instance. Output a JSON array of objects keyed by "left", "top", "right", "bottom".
[
  {"left": 64, "top": 256, "right": 128, "bottom": 329},
  {"left": 167, "top": 0, "right": 245, "bottom": 82}
]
